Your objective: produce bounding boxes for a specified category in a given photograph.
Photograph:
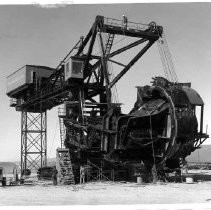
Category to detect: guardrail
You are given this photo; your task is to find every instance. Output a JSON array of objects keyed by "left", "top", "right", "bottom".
[{"left": 104, "top": 17, "right": 149, "bottom": 31}]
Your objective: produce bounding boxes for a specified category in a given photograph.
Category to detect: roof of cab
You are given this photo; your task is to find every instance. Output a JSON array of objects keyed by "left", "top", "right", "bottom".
[{"left": 182, "top": 86, "right": 204, "bottom": 106}]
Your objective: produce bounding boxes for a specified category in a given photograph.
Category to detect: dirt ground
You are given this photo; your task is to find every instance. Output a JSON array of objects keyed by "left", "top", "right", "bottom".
[
  {"left": 1, "top": 180, "right": 211, "bottom": 205},
  {"left": 1, "top": 170, "right": 211, "bottom": 206}
]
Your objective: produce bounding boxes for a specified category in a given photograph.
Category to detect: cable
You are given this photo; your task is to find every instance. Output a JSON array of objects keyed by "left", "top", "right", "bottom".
[
  {"left": 162, "top": 32, "right": 179, "bottom": 82},
  {"left": 158, "top": 38, "right": 173, "bottom": 81},
  {"left": 112, "top": 36, "right": 127, "bottom": 48},
  {"left": 48, "top": 117, "right": 59, "bottom": 157},
  {"left": 157, "top": 31, "right": 179, "bottom": 83},
  {"left": 149, "top": 114, "right": 158, "bottom": 182},
  {"left": 56, "top": 39, "right": 81, "bottom": 69},
  {"left": 109, "top": 61, "right": 119, "bottom": 104},
  {"left": 157, "top": 40, "right": 170, "bottom": 81}
]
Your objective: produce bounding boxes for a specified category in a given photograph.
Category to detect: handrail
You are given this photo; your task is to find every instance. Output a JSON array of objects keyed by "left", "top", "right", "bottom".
[{"left": 104, "top": 17, "right": 149, "bottom": 31}]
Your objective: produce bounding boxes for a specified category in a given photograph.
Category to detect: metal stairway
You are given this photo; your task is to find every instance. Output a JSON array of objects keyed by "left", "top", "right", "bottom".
[
  {"left": 58, "top": 107, "right": 66, "bottom": 148},
  {"left": 56, "top": 148, "right": 75, "bottom": 185},
  {"left": 59, "top": 118, "right": 65, "bottom": 148}
]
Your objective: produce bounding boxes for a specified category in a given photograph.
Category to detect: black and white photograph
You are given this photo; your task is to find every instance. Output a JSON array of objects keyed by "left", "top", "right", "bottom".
[{"left": 0, "top": 1, "right": 211, "bottom": 209}]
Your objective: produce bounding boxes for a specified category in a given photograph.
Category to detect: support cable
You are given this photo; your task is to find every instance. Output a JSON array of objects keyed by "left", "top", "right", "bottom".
[
  {"left": 57, "top": 39, "right": 82, "bottom": 68},
  {"left": 49, "top": 117, "right": 59, "bottom": 157},
  {"left": 157, "top": 31, "right": 179, "bottom": 83},
  {"left": 149, "top": 114, "right": 158, "bottom": 182},
  {"left": 157, "top": 40, "right": 169, "bottom": 81},
  {"left": 162, "top": 32, "right": 178, "bottom": 82},
  {"left": 158, "top": 39, "right": 174, "bottom": 82},
  {"left": 109, "top": 61, "right": 119, "bottom": 103}
]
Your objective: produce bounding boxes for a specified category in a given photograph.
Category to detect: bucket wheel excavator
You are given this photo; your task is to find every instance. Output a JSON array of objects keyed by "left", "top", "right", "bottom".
[{"left": 7, "top": 16, "right": 209, "bottom": 182}]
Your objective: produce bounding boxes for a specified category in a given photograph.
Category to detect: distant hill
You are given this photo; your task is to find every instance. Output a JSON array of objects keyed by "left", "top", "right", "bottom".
[
  {"left": 0, "top": 157, "right": 56, "bottom": 175},
  {"left": 0, "top": 162, "right": 20, "bottom": 174},
  {"left": 186, "top": 145, "right": 211, "bottom": 163}
]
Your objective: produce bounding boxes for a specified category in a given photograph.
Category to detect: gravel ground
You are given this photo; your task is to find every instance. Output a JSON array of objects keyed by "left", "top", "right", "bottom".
[{"left": 0, "top": 180, "right": 211, "bottom": 205}]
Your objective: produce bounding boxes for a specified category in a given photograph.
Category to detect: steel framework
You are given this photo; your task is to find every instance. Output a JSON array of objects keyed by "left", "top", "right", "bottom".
[
  {"left": 7, "top": 15, "right": 208, "bottom": 180},
  {"left": 14, "top": 16, "right": 162, "bottom": 113},
  {"left": 21, "top": 111, "right": 47, "bottom": 174},
  {"left": 14, "top": 16, "right": 162, "bottom": 176}
]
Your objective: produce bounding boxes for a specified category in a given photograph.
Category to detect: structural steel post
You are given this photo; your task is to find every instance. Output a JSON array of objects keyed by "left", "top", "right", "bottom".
[{"left": 21, "top": 111, "right": 47, "bottom": 175}]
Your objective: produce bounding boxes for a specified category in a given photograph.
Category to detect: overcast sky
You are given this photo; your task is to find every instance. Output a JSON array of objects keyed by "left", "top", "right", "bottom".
[{"left": 0, "top": 3, "right": 211, "bottom": 162}]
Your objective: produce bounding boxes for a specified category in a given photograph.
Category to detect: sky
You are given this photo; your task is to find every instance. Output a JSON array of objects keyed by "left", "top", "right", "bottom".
[{"left": 0, "top": 3, "right": 211, "bottom": 162}]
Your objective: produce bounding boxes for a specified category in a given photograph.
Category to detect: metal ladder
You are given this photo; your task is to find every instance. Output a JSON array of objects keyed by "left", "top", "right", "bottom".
[
  {"left": 105, "top": 34, "right": 115, "bottom": 56},
  {"left": 56, "top": 148, "right": 75, "bottom": 185}
]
